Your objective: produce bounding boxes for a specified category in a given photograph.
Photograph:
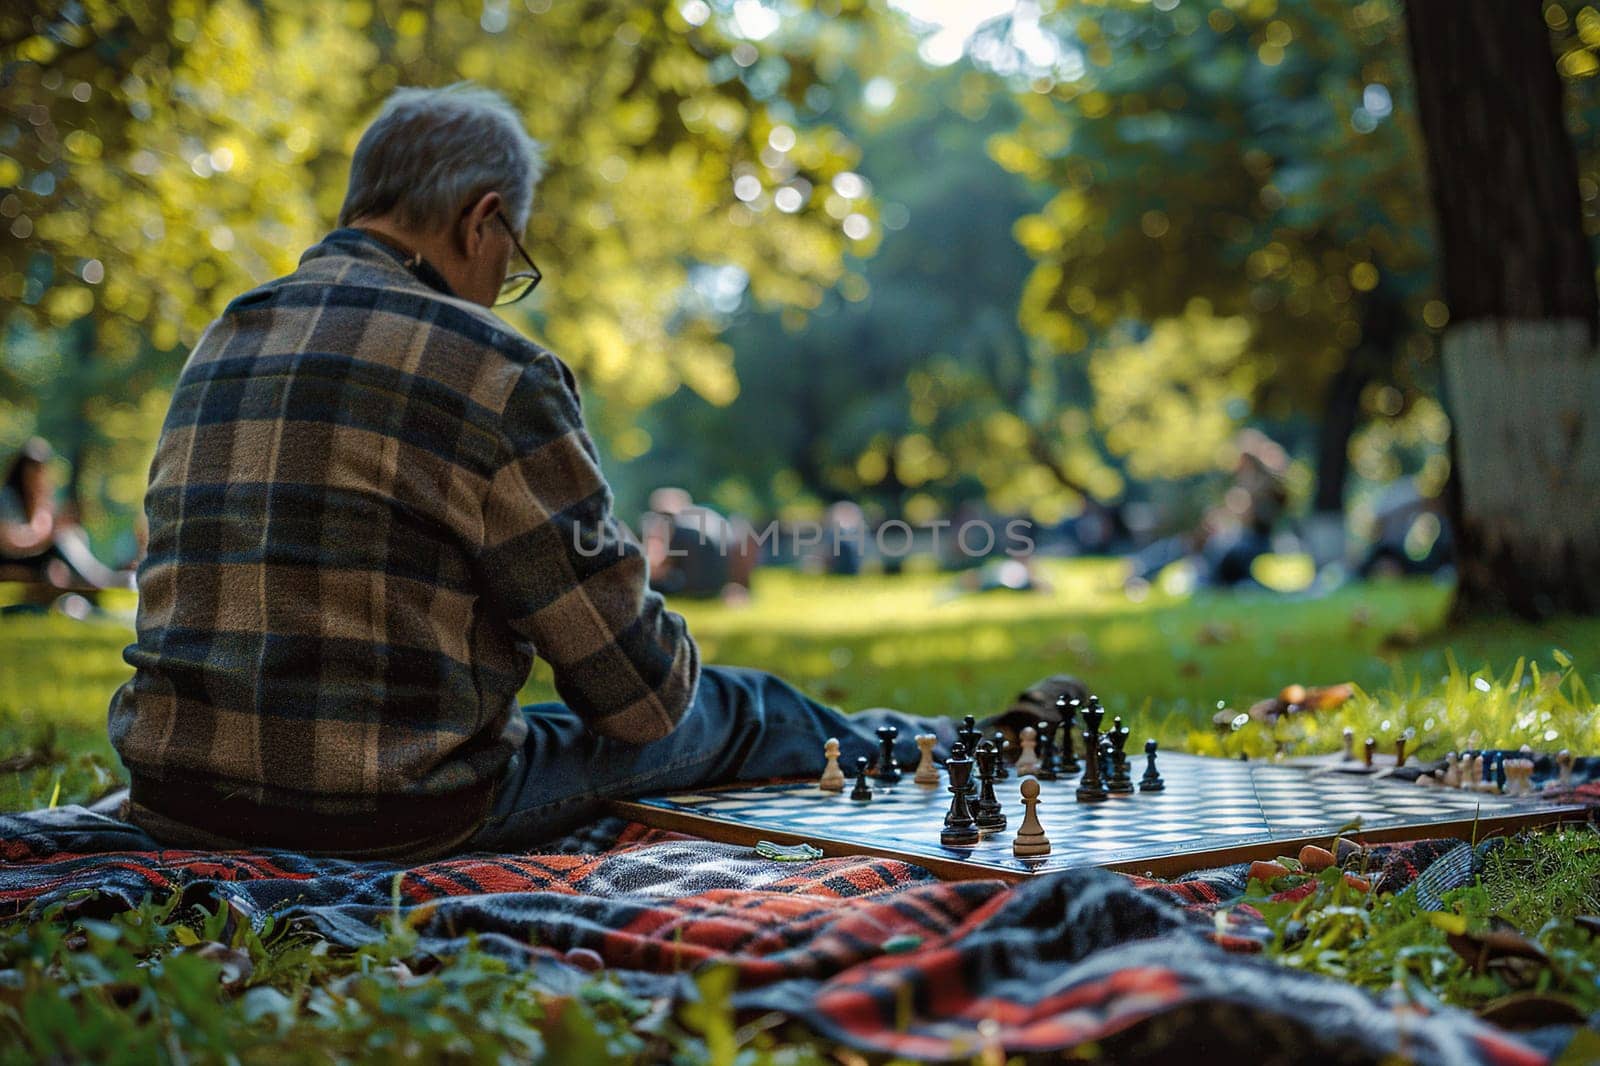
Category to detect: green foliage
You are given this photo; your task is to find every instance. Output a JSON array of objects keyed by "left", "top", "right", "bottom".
[
  {"left": 1249, "top": 828, "right": 1600, "bottom": 1016},
  {"left": 1196, "top": 649, "right": 1600, "bottom": 763},
  {"left": 0, "top": 0, "right": 886, "bottom": 544},
  {"left": 985, "top": 0, "right": 1438, "bottom": 490}
]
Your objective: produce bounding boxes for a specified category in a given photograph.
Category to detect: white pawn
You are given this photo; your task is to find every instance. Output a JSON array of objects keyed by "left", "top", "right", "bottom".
[
  {"left": 819, "top": 738, "right": 845, "bottom": 791},
  {"left": 1441, "top": 753, "right": 1460, "bottom": 788},
  {"left": 913, "top": 734, "right": 941, "bottom": 786},
  {"left": 1557, "top": 749, "right": 1574, "bottom": 790},
  {"left": 1014, "top": 726, "right": 1041, "bottom": 774},
  {"left": 1012, "top": 777, "right": 1051, "bottom": 857}
]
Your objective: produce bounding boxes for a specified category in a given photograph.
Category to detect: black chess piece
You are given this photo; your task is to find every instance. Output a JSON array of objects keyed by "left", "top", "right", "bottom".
[
  {"left": 991, "top": 730, "right": 1010, "bottom": 780},
  {"left": 973, "top": 742, "right": 1007, "bottom": 832},
  {"left": 1139, "top": 738, "right": 1165, "bottom": 792},
  {"left": 1034, "top": 720, "right": 1058, "bottom": 781},
  {"left": 1107, "top": 717, "right": 1134, "bottom": 794},
  {"left": 1056, "top": 696, "right": 1081, "bottom": 775},
  {"left": 1493, "top": 751, "right": 1507, "bottom": 793},
  {"left": 958, "top": 716, "right": 983, "bottom": 753},
  {"left": 941, "top": 743, "right": 981, "bottom": 845},
  {"left": 1076, "top": 703, "right": 1108, "bottom": 803},
  {"left": 850, "top": 756, "right": 873, "bottom": 801},
  {"left": 958, "top": 717, "right": 984, "bottom": 794},
  {"left": 875, "top": 725, "right": 900, "bottom": 785}
]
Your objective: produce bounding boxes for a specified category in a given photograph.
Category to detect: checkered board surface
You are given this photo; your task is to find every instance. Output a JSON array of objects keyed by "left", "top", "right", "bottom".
[{"left": 615, "top": 753, "right": 1579, "bottom": 879}]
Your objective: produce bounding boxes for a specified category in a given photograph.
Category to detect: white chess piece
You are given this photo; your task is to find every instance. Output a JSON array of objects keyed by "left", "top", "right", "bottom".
[
  {"left": 819, "top": 738, "right": 845, "bottom": 791},
  {"left": 1014, "top": 726, "right": 1041, "bottom": 774},
  {"left": 1558, "top": 749, "right": 1574, "bottom": 790},
  {"left": 1442, "top": 752, "right": 1460, "bottom": 788},
  {"left": 913, "top": 734, "right": 940, "bottom": 786},
  {"left": 1012, "top": 777, "right": 1051, "bottom": 857}
]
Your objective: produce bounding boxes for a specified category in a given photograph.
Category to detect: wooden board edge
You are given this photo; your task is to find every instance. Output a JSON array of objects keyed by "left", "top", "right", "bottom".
[
  {"left": 605, "top": 799, "right": 1029, "bottom": 882},
  {"left": 1098, "top": 804, "right": 1590, "bottom": 879},
  {"left": 608, "top": 799, "right": 1591, "bottom": 884}
]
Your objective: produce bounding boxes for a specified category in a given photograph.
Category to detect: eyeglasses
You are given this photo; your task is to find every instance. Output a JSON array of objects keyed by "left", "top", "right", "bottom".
[{"left": 494, "top": 212, "right": 542, "bottom": 306}]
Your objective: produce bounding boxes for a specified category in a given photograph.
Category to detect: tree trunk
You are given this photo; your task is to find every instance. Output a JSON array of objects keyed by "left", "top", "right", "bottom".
[{"left": 1403, "top": 0, "right": 1600, "bottom": 619}]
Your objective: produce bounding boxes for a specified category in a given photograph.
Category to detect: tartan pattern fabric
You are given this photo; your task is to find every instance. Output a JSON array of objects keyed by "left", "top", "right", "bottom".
[
  {"left": 0, "top": 806, "right": 1566, "bottom": 1064},
  {"left": 107, "top": 229, "right": 698, "bottom": 835}
]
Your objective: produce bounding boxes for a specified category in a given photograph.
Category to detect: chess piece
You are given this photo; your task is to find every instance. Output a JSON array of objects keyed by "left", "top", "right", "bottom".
[
  {"left": 1341, "top": 727, "right": 1355, "bottom": 762},
  {"left": 1394, "top": 734, "right": 1407, "bottom": 769},
  {"left": 973, "top": 742, "right": 1007, "bottom": 832},
  {"left": 850, "top": 756, "right": 873, "bottom": 801},
  {"left": 1014, "top": 726, "right": 1041, "bottom": 774},
  {"left": 958, "top": 715, "right": 983, "bottom": 755},
  {"left": 1557, "top": 749, "right": 1574, "bottom": 790},
  {"left": 1504, "top": 758, "right": 1529, "bottom": 793},
  {"left": 913, "top": 734, "right": 941, "bottom": 786},
  {"left": 1493, "top": 752, "right": 1507, "bottom": 794},
  {"left": 941, "top": 743, "right": 981, "bottom": 846},
  {"left": 1057, "top": 697, "right": 1081, "bottom": 774},
  {"left": 876, "top": 725, "right": 901, "bottom": 785},
  {"left": 992, "top": 731, "right": 1011, "bottom": 779},
  {"left": 1012, "top": 777, "right": 1051, "bottom": 857},
  {"left": 819, "top": 738, "right": 845, "bottom": 791},
  {"left": 1139, "top": 738, "right": 1165, "bottom": 792},
  {"left": 1442, "top": 752, "right": 1459, "bottom": 788},
  {"left": 958, "top": 717, "right": 984, "bottom": 794},
  {"left": 1106, "top": 718, "right": 1134, "bottom": 794},
  {"left": 1076, "top": 703, "right": 1108, "bottom": 803},
  {"left": 1363, "top": 737, "right": 1376, "bottom": 768},
  {"left": 1034, "top": 721, "right": 1058, "bottom": 781}
]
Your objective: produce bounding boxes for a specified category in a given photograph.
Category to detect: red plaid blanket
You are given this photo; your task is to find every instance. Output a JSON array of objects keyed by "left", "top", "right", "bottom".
[{"left": 0, "top": 805, "right": 1574, "bottom": 1063}]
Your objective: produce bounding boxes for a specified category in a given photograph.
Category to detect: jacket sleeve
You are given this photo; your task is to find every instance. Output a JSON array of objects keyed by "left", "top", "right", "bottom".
[{"left": 479, "top": 354, "right": 699, "bottom": 742}]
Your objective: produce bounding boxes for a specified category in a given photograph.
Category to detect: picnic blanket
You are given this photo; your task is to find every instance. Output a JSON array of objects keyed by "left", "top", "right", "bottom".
[{"left": 2, "top": 802, "right": 1590, "bottom": 1064}]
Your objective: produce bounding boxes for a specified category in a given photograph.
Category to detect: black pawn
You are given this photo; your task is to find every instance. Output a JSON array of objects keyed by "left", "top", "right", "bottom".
[
  {"left": 1139, "top": 739, "right": 1165, "bottom": 792},
  {"left": 991, "top": 730, "right": 1010, "bottom": 779},
  {"left": 973, "top": 743, "right": 1007, "bottom": 832},
  {"left": 1494, "top": 752, "right": 1507, "bottom": 793},
  {"left": 1034, "top": 720, "right": 1058, "bottom": 781},
  {"left": 875, "top": 725, "right": 900, "bottom": 785},
  {"left": 1107, "top": 717, "right": 1134, "bottom": 794},
  {"left": 850, "top": 756, "right": 873, "bottom": 801},
  {"left": 1057, "top": 697, "right": 1081, "bottom": 775},
  {"left": 1077, "top": 704, "right": 1108, "bottom": 802},
  {"left": 941, "top": 743, "right": 981, "bottom": 845}
]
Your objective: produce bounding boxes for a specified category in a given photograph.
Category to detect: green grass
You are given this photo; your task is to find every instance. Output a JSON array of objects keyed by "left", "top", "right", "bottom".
[
  {"left": 3, "top": 562, "right": 1599, "bottom": 1061},
  {"left": 1250, "top": 828, "right": 1600, "bottom": 1021},
  {"left": 4, "top": 561, "right": 1598, "bottom": 809}
]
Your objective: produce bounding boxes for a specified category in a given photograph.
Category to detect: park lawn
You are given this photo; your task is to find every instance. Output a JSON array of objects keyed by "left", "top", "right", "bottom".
[
  {"left": 3, "top": 561, "right": 1600, "bottom": 1062},
  {"left": 3, "top": 559, "right": 1598, "bottom": 811}
]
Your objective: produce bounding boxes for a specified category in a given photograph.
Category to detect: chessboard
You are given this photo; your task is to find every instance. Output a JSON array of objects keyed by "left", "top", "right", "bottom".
[{"left": 610, "top": 753, "right": 1585, "bottom": 882}]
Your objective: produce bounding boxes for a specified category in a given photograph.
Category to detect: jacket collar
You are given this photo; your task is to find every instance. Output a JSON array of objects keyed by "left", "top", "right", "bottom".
[{"left": 302, "top": 227, "right": 461, "bottom": 299}]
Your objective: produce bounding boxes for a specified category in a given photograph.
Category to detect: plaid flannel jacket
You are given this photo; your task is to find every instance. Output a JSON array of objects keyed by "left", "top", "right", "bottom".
[{"left": 109, "top": 228, "right": 700, "bottom": 855}]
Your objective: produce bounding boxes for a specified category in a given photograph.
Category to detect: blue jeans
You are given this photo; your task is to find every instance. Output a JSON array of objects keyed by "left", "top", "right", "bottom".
[{"left": 463, "top": 665, "right": 957, "bottom": 851}]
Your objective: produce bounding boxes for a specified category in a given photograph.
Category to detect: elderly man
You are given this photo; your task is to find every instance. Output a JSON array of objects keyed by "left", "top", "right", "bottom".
[{"left": 107, "top": 85, "right": 954, "bottom": 859}]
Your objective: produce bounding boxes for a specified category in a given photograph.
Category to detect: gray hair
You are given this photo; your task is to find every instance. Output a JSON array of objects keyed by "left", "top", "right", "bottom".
[{"left": 338, "top": 83, "right": 544, "bottom": 233}]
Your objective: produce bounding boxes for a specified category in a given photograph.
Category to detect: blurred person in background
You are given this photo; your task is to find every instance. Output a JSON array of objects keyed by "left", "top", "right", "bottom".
[
  {"left": 823, "top": 500, "right": 865, "bottom": 576},
  {"left": 0, "top": 437, "right": 131, "bottom": 593},
  {"left": 1359, "top": 479, "right": 1453, "bottom": 579},
  {"left": 642, "top": 486, "right": 756, "bottom": 601},
  {"left": 1125, "top": 428, "right": 1290, "bottom": 592}
]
